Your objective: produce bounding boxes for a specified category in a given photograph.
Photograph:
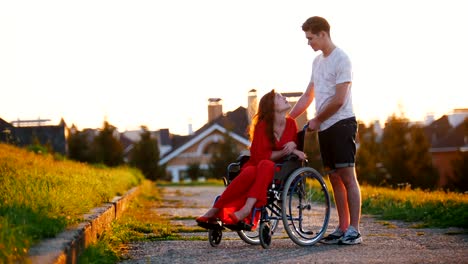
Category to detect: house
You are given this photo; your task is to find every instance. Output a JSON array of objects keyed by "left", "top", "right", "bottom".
[
  {"left": 426, "top": 109, "right": 468, "bottom": 188},
  {"left": 0, "top": 118, "right": 15, "bottom": 142},
  {"left": 159, "top": 105, "right": 251, "bottom": 182},
  {"left": 0, "top": 117, "right": 68, "bottom": 155},
  {"left": 159, "top": 89, "right": 307, "bottom": 182}
]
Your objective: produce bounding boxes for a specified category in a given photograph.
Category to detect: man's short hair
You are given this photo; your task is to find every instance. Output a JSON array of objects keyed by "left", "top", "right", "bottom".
[{"left": 302, "top": 16, "right": 330, "bottom": 35}]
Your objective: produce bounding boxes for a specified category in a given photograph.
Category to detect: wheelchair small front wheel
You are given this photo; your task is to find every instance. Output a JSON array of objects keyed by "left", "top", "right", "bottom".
[
  {"left": 259, "top": 222, "right": 272, "bottom": 249},
  {"left": 208, "top": 229, "right": 222, "bottom": 247}
]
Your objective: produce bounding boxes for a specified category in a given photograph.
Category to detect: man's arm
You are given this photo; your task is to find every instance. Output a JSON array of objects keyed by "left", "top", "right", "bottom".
[
  {"left": 308, "top": 81, "right": 351, "bottom": 130},
  {"left": 289, "top": 82, "right": 315, "bottom": 119}
]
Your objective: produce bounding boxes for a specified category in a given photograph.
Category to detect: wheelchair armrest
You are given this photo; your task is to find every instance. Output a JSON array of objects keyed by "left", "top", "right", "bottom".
[{"left": 236, "top": 154, "right": 250, "bottom": 166}]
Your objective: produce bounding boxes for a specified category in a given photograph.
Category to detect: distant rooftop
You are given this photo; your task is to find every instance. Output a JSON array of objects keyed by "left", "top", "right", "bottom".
[{"left": 11, "top": 118, "right": 51, "bottom": 127}]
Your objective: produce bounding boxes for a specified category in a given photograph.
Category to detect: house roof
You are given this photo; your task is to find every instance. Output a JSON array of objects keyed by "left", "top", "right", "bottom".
[
  {"left": 428, "top": 115, "right": 467, "bottom": 152},
  {"left": 0, "top": 118, "right": 13, "bottom": 129},
  {"left": 159, "top": 106, "right": 250, "bottom": 165}
]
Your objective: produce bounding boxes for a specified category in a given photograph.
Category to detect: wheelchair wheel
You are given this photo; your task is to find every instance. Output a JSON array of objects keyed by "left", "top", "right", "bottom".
[
  {"left": 281, "top": 167, "right": 331, "bottom": 246},
  {"left": 237, "top": 202, "right": 280, "bottom": 245},
  {"left": 259, "top": 222, "right": 272, "bottom": 249},
  {"left": 209, "top": 229, "right": 222, "bottom": 247},
  {"left": 237, "top": 229, "right": 260, "bottom": 245}
]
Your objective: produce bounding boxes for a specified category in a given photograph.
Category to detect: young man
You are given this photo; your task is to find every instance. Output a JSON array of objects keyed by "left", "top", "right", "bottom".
[{"left": 289, "top": 16, "right": 362, "bottom": 245}]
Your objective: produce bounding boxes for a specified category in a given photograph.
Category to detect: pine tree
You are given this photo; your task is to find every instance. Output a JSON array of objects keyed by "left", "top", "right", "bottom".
[
  {"left": 92, "top": 121, "right": 124, "bottom": 167},
  {"left": 405, "top": 125, "right": 438, "bottom": 189},
  {"left": 381, "top": 113, "right": 439, "bottom": 189},
  {"left": 187, "top": 162, "right": 202, "bottom": 181},
  {"left": 129, "top": 126, "right": 162, "bottom": 180},
  {"left": 381, "top": 114, "right": 410, "bottom": 186},
  {"left": 67, "top": 130, "right": 93, "bottom": 163},
  {"left": 356, "top": 122, "right": 386, "bottom": 185}
]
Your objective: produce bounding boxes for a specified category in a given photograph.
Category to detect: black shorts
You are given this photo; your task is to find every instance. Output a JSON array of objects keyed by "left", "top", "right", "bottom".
[{"left": 318, "top": 117, "right": 357, "bottom": 173}]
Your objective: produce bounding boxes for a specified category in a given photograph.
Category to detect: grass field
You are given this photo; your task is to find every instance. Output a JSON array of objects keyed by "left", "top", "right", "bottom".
[
  {"left": 360, "top": 184, "right": 468, "bottom": 228},
  {"left": 0, "top": 143, "right": 144, "bottom": 263}
]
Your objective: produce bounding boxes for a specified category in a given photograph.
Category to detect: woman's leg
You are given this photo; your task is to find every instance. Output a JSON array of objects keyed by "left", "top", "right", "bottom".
[
  {"left": 213, "top": 166, "right": 256, "bottom": 208},
  {"left": 247, "top": 160, "right": 275, "bottom": 206},
  {"left": 231, "top": 197, "right": 257, "bottom": 221},
  {"left": 197, "top": 166, "right": 257, "bottom": 222},
  {"left": 232, "top": 160, "right": 275, "bottom": 221}
]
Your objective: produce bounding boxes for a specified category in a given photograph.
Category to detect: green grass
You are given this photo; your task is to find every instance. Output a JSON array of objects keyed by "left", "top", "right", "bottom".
[
  {"left": 317, "top": 176, "right": 468, "bottom": 228},
  {"left": 0, "top": 143, "right": 144, "bottom": 263},
  {"left": 360, "top": 184, "right": 468, "bottom": 228}
]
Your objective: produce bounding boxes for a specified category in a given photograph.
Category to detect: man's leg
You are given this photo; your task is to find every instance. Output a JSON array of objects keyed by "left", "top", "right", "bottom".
[
  {"left": 329, "top": 171, "right": 350, "bottom": 231},
  {"left": 337, "top": 166, "right": 361, "bottom": 230}
]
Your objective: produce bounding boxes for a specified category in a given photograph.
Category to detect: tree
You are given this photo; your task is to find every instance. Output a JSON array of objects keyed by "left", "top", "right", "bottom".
[
  {"left": 68, "top": 129, "right": 93, "bottom": 163},
  {"left": 380, "top": 114, "right": 411, "bottom": 186},
  {"left": 187, "top": 161, "right": 202, "bottom": 181},
  {"left": 92, "top": 121, "right": 124, "bottom": 167},
  {"left": 381, "top": 113, "right": 438, "bottom": 189},
  {"left": 356, "top": 121, "right": 387, "bottom": 186},
  {"left": 208, "top": 131, "right": 241, "bottom": 179},
  {"left": 129, "top": 126, "right": 163, "bottom": 181},
  {"left": 405, "top": 124, "right": 438, "bottom": 189}
]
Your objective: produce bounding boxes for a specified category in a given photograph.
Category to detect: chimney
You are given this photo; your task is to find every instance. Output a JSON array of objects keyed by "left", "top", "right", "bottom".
[
  {"left": 247, "top": 89, "right": 257, "bottom": 124},
  {"left": 208, "top": 98, "right": 223, "bottom": 122},
  {"left": 188, "top": 119, "right": 193, "bottom": 135}
]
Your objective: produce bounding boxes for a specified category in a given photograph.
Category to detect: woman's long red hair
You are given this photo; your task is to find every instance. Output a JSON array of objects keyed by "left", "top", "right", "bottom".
[{"left": 249, "top": 89, "right": 276, "bottom": 147}]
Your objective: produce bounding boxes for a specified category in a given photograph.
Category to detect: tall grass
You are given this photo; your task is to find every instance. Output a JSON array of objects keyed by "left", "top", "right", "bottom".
[
  {"left": 314, "top": 177, "right": 467, "bottom": 228},
  {"left": 0, "top": 143, "right": 144, "bottom": 263},
  {"left": 361, "top": 185, "right": 468, "bottom": 228}
]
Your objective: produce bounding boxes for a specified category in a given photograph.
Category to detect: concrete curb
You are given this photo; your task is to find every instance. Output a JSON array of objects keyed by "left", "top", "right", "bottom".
[{"left": 27, "top": 186, "right": 141, "bottom": 264}]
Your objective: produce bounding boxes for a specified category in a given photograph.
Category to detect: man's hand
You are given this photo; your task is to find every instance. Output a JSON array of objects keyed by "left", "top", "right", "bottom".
[
  {"left": 292, "top": 149, "right": 307, "bottom": 160},
  {"left": 307, "top": 117, "right": 321, "bottom": 131}
]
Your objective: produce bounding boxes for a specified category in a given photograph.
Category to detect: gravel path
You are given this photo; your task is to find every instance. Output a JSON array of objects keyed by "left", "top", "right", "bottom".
[{"left": 119, "top": 186, "right": 467, "bottom": 264}]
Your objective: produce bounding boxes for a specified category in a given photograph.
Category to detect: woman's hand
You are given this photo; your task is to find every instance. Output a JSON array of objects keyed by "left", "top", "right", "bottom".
[{"left": 282, "top": 141, "right": 297, "bottom": 155}]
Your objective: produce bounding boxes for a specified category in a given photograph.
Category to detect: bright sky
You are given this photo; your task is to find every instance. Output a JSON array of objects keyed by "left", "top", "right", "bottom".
[{"left": 1, "top": 0, "right": 466, "bottom": 135}]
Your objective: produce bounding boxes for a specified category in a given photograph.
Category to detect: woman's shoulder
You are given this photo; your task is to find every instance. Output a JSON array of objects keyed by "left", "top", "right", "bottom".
[
  {"left": 285, "top": 116, "right": 299, "bottom": 131},
  {"left": 286, "top": 116, "right": 296, "bottom": 125}
]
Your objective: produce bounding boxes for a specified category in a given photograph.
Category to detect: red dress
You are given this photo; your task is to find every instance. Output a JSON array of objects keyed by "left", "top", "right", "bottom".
[{"left": 213, "top": 117, "right": 298, "bottom": 228}]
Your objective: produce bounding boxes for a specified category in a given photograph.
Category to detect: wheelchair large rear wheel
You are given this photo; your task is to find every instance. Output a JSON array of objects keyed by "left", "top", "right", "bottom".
[{"left": 281, "top": 167, "right": 331, "bottom": 246}]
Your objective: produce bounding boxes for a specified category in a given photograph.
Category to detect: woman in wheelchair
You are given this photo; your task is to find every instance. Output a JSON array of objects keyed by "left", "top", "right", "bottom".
[{"left": 196, "top": 89, "right": 307, "bottom": 227}]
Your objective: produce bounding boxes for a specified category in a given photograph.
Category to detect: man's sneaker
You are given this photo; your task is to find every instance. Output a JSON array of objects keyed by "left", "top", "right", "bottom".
[
  {"left": 339, "top": 226, "right": 362, "bottom": 245},
  {"left": 320, "top": 228, "right": 344, "bottom": 244}
]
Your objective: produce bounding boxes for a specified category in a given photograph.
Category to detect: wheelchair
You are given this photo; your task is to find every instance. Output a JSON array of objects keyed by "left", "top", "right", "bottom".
[{"left": 198, "top": 128, "right": 331, "bottom": 249}]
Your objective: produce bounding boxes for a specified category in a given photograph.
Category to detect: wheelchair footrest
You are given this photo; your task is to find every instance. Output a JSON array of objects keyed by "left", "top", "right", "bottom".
[
  {"left": 224, "top": 222, "right": 253, "bottom": 232},
  {"left": 197, "top": 221, "right": 223, "bottom": 230}
]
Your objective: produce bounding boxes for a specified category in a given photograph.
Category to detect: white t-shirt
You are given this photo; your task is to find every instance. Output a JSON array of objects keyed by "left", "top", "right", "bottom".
[{"left": 310, "top": 47, "right": 354, "bottom": 131}]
